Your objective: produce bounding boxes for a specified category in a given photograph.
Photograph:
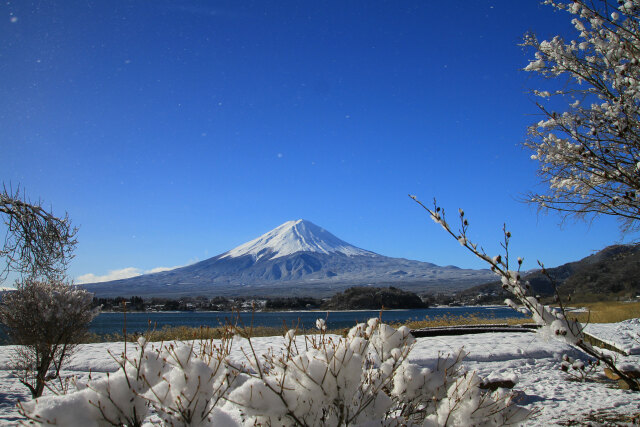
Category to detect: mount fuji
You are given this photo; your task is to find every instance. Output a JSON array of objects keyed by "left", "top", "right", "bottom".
[
  {"left": 220, "top": 219, "right": 375, "bottom": 261},
  {"left": 82, "top": 219, "right": 495, "bottom": 298}
]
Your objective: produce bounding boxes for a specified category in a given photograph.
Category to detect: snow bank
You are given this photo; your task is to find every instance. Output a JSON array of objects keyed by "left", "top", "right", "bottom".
[
  {"left": 0, "top": 320, "right": 638, "bottom": 426},
  {"left": 585, "top": 319, "right": 640, "bottom": 355}
]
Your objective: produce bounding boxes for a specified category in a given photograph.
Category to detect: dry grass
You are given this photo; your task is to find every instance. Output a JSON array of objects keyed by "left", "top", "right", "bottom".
[
  {"left": 83, "top": 324, "right": 292, "bottom": 343},
  {"left": 143, "top": 315, "right": 535, "bottom": 341},
  {"left": 395, "top": 314, "right": 533, "bottom": 330},
  {"left": 143, "top": 325, "right": 230, "bottom": 341},
  {"left": 571, "top": 301, "right": 640, "bottom": 324}
]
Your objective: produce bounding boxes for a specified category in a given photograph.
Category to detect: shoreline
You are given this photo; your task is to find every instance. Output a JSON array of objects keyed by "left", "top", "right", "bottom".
[{"left": 97, "top": 304, "right": 509, "bottom": 314}]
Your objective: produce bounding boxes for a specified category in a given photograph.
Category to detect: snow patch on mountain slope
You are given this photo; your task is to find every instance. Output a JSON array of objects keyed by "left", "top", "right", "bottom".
[{"left": 221, "top": 219, "right": 375, "bottom": 261}]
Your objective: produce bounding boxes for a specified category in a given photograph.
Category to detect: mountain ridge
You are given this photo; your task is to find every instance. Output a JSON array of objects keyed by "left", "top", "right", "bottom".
[
  {"left": 456, "top": 243, "right": 640, "bottom": 303},
  {"left": 81, "top": 220, "right": 495, "bottom": 298}
]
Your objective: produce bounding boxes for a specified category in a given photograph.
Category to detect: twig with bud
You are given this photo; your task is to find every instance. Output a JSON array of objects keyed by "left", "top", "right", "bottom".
[{"left": 410, "top": 194, "right": 639, "bottom": 391}]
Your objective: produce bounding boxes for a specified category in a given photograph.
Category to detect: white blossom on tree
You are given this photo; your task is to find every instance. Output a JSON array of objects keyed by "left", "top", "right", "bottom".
[{"left": 523, "top": 0, "right": 640, "bottom": 232}]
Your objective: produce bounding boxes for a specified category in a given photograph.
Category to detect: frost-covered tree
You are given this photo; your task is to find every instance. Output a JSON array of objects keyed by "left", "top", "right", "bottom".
[
  {"left": 0, "top": 278, "right": 99, "bottom": 398},
  {"left": 0, "top": 187, "right": 88, "bottom": 398},
  {"left": 0, "top": 185, "right": 77, "bottom": 282},
  {"left": 410, "top": 195, "right": 640, "bottom": 391},
  {"left": 524, "top": 0, "right": 640, "bottom": 232}
]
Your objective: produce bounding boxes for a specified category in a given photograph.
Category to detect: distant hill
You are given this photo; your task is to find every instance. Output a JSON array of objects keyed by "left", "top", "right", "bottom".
[
  {"left": 81, "top": 219, "right": 494, "bottom": 298},
  {"left": 322, "top": 286, "right": 428, "bottom": 310},
  {"left": 458, "top": 244, "right": 640, "bottom": 303}
]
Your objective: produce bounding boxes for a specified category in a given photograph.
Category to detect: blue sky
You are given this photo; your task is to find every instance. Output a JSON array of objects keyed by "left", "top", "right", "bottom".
[{"left": 1, "top": 0, "right": 632, "bottom": 284}]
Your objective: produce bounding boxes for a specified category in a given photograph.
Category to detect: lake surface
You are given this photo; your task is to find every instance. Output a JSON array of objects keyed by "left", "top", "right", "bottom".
[{"left": 90, "top": 306, "right": 526, "bottom": 336}]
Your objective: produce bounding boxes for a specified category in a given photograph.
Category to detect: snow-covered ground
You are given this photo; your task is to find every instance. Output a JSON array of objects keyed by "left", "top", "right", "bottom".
[{"left": 0, "top": 320, "right": 638, "bottom": 425}]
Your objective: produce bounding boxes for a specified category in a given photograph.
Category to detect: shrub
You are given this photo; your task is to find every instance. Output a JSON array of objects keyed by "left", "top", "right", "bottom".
[
  {"left": 19, "top": 319, "right": 532, "bottom": 426},
  {"left": 0, "top": 278, "right": 98, "bottom": 398}
]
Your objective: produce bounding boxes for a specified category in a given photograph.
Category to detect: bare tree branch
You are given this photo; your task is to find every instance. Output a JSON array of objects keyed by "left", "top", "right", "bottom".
[{"left": 0, "top": 184, "right": 78, "bottom": 283}]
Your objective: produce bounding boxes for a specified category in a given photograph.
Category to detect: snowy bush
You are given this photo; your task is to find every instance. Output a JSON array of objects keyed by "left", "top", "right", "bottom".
[
  {"left": 18, "top": 319, "right": 532, "bottom": 426},
  {"left": 20, "top": 338, "right": 157, "bottom": 426},
  {"left": 0, "top": 278, "right": 98, "bottom": 398},
  {"left": 227, "top": 318, "right": 412, "bottom": 425},
  {"left": 422, "top": 371, "right": 530, "bottom": 426},
  {"left": 228, "top": 319, "right": 530, "bottom": 426},
  {"left": 20, "top": 334, "right": 238, "bottom": 426},
  {"left": 143, "top": 337, "right": 237, "bottom": 425}
]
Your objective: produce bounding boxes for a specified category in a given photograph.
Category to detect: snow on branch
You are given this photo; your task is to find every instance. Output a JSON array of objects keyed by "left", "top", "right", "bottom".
[
  {"left": 523, "top": 0, "right": 640, "bottom": 232},
  {"left": 0, "top": 278, "right": 98, "bottom": 399},
  {"left": 410, "top": 194, "right": 640, "bottom": 391}
]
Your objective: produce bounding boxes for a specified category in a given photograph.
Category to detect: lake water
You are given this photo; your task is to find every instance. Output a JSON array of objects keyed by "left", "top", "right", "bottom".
[{"left": 90, "top": 306, "right": 526, "bottom": 336}]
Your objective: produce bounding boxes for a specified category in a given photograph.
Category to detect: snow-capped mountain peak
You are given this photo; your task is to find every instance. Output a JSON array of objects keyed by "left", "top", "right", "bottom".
[{"left": 221, "top": 219, "right": 375, "bottom": 261}]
